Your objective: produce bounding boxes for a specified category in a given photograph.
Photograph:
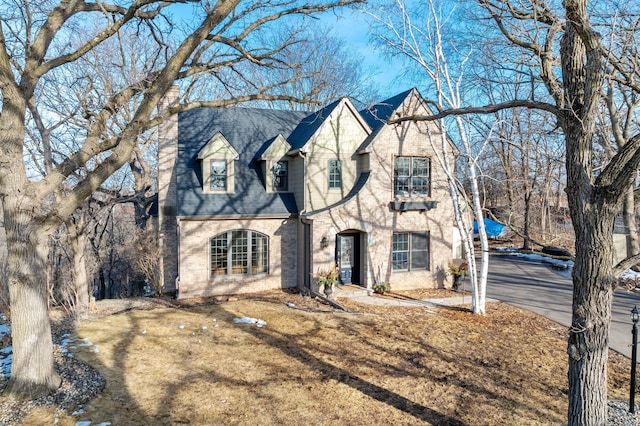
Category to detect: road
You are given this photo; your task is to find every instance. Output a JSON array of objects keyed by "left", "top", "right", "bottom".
[{"left": 485, "top": 255, "right": 640, "bottom": 359}]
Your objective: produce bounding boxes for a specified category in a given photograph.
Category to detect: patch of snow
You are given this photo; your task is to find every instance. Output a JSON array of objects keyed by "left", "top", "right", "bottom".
[
  {"left": 621, "top": 270, "right": 640, "bottom": 280},
  {"left": 505, "top": 252, "right": 575, "bottom": 279},
  {"left": 495, "top": 247, "right": 520, "bottom": 252},
  {"left": 178, "top": 324, "right": 185, "bottom": 329},
  {"left": 75, "top": 422, "right": 91, "bottom": 426},
  {"left": 233, "top": 317, "right": 267, "bottom": 328}
]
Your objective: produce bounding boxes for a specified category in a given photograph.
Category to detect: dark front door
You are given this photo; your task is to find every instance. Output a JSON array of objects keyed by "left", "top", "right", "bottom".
[{"left": 336, "top": 233, "right": 360, "bottom": 285}]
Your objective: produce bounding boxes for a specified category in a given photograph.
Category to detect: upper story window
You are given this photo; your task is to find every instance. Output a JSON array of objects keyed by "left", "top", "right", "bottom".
[
  {"left": 392, "top": 232, "right": 430, "bottom": 271},
  {"left": 272, "top": 161, "right": 288, "bottom": 191},
  {"left": 210, "top": 160, "right": 227, "bottom": 191},
  {"left": 197, "top": 132, "right": 238, "bottom": 194},
  {"left": 328, "top": 159, "right": 342, "bottom": 189},
  {"left": 211, "top": 230, "right": 269, "bottom": 276},
  {"left": 394, "top": 156, "right": 430, "bottom": 197}
]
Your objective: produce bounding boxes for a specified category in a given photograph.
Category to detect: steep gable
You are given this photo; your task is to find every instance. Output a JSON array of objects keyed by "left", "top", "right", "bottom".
[
  {"left": 288, "top": 98, "right": 371, "bottom": 152},
  {"left": 360, "top": 88, "right": 414, "bottom": 133}
]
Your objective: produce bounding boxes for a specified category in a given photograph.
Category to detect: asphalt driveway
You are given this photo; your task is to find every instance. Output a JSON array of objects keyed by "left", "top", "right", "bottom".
[{"left": 486, "top": 255, "right": 640, "bottom": 359}]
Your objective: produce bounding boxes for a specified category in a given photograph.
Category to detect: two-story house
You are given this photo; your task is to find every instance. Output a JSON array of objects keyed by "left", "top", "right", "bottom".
[{"left": 157, "top": 88, "right": 457, "bottom": 299}]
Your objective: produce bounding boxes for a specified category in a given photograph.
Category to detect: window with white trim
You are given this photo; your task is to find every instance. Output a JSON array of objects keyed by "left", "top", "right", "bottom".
[
  {"left": 210, "top": 160, "right": 227, "bottom": 191},
  {"left": 210, "top": 230, "right": 269, "bottom": 276},
  {"left": 392, "top": 232, "right": 430, "bottom": 271},
  {"left": 328, "top": 159, "right": 341, "bottom": 189},
  {"left": 272, "top": 161, "right": 288, "bottom": 191},
  {"left": 394, "top": 156, "right": 430, "bottom": 197}
]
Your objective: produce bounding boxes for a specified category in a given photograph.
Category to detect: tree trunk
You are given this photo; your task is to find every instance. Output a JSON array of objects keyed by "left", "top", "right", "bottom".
[
  {"left": 523, "top": 191, "right": 532, "bottom": 251},
  {"left": 560, "top": 0, "right": 612, "bottom": 421},
  {"left": 2, "top": 197, "right": 61, "bottom": 398},
  {"left": 623, "top": 185, "right": 640, "bottom": 261},
  {"left": 72, "top": 232, "right": 89, "bottom": 311},
  {"left": 567, "top": 208, "right": 615, "bottom": 424}
]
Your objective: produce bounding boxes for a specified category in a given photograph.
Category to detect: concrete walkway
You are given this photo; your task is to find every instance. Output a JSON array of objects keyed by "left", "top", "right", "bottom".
[{"left": 335, "top": 286, "right": 495, "bottom": 309}]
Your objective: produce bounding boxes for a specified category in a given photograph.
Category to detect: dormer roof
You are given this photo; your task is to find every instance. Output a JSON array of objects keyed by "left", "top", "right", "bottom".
[
  {"left": 254, "top": 134, "right": 291, "bottom": 161},
  {"left": 196, "top": 131, "right": 239, "bottom": 160},
  {"left": 176, "top": 107, "right": 307, "bottom": 217}
]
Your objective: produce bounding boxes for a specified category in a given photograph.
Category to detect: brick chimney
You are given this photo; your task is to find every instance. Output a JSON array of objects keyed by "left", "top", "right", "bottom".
[{"left": 157, "top": 86, "right": 179, "bottom": 295}]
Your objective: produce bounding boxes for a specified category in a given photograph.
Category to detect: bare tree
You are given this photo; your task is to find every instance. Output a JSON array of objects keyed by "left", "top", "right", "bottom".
[
  {"left": 260, "top": 26, "right": 380, "bottom": 109},
  {"left": 366, "top": 0, "right": 640, "bottom": 422},
  {"left": 0, "top": 0, "right": 360, "bottom": 398},
  {"left": 365, "top": 0, "right": 492, "bottom": 314}
]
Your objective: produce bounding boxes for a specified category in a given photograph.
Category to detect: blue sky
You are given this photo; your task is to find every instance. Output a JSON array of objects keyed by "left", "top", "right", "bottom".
[
  {"left": 318, "top": 8, "right": 409, "bottom": 99},
  {"left": 169, "top": 3, "right": 411, "bottom": 100}
]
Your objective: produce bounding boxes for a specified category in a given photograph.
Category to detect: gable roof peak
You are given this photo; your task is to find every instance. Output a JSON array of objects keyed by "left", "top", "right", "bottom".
[
  {"left": 255, "top": 134, "right": 291, "bottom": 161},
  {"left": 287, "top": 96, "right": 371, "bottom": 151},
  {"left": 196, "top": 131, "right": 239, "bottom": 160},
  {"left": 359, "top": 88, "right": 423, "bottom": 129}
]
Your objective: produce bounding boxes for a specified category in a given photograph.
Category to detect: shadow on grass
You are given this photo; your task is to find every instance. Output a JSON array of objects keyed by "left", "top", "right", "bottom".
[
  {"left": 66, "top": 295, "right": 566, "bottom": 425},
  {"left": 220, "top": 305, "right": 466, "bottom": 426},
  {"left": 67, "top": 307, "right": 155, "bottom": 425}
]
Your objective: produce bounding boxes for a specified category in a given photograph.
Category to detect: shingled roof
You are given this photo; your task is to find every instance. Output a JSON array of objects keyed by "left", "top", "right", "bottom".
[
  {"left": 359, "top": 88, "right": 413, "bottom": 133},
  {"left": 176, "top": 107, "right": 308, "bottom": 217},
  {"left": 287, "top": 99, "right": 342, "bottom": 151}
]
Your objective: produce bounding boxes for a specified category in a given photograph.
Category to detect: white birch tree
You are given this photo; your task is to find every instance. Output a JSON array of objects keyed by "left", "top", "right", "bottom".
[{"left": 365, "top": 0, "right": 491, "bottom": 314}]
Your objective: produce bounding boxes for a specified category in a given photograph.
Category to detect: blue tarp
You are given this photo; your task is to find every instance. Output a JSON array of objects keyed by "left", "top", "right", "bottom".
[{"left": 473, "top": 218, "right": 507, "bottom": 238}]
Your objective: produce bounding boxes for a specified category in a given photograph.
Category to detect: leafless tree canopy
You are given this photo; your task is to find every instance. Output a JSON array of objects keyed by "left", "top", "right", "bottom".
[{"left": 0, "top": 0, "right": 362, "bottom": 399}]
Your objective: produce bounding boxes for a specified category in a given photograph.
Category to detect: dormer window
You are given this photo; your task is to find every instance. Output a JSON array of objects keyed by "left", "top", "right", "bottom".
[
  {"left": 272, "top": 161, "right": 288, "bottom": 191},
  {"left": 197, "top": 131, "right": 239, "bottom": 194},
  {"left": 210, "top": 160, "right": 227, "bottom": 191},
  {"left": 394, "top": 156, "right": 430, "bottom": 197}
]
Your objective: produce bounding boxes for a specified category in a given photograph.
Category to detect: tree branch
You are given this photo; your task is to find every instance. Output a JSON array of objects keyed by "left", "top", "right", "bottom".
[{"left": 388, "top": 99, "right": 560, "bottom": 124}]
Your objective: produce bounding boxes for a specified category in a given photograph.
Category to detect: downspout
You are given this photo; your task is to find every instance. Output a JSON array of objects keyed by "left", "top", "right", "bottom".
[
  {"left": 297, "top": 149, "right": 312, "bottom": 291},
  {"left": 175, "top": 217, "right": 180, "bottom": 298}
]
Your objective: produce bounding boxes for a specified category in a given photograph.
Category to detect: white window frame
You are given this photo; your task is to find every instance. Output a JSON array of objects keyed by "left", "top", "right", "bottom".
[
  {"left": 394, "top": 156, "right": 431, "bottom": 198},
  {"left": 210, "top": 230, "right": 269, "bottom": 276},
  {"left": 392, "top": 232, "right": 430, "bottom": 271}
]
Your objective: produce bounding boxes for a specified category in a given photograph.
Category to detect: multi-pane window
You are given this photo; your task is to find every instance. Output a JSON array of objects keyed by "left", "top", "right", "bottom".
[
  {"left": 210, "top": 234, "right": 228, "bottom": 275},
  {"left": 252, "top": 232, "right": 268, "bottom": 273},
  {"left": 272, "top": 161, "right": 288, "bottom": 191},
  {"left": 328, "top": 159, "right": 342, "bottom": 189},
  {"left": 392, "top": 232, "right": 430, "bottom": 271},
  {"left": 210, "top": 230, "right": 269, "bottom": 276},
  {"left": 394, "top": 156, "right": 430, "bottom": 197},
  {"left": 210, "top": 160, "right": 227, "bottom": 191}
]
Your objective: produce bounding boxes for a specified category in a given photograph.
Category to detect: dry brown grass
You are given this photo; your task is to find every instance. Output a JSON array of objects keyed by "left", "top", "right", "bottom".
[{"left": 36, "top": 290, "right": 630, "bottom": 426}]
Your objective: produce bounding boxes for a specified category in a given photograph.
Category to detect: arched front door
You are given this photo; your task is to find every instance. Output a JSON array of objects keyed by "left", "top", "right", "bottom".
[{"left": 336, "top": 232, "right": 362, "bottom": 285}]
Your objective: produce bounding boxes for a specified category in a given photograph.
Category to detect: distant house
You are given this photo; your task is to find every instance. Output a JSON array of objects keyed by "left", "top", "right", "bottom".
[{"left": 157, "top": 88, "right": 458, "bottom": 298}]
